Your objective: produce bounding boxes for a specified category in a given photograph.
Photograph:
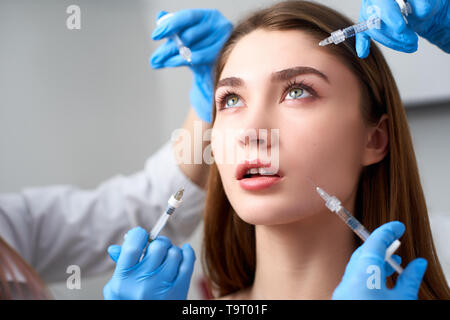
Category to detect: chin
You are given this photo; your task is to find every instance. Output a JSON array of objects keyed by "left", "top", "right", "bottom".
[{"left": 229, "top": 196, "right": 313, "bottom": 226}]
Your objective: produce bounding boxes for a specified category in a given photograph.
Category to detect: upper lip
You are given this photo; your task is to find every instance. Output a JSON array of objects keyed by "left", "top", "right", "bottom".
[{"left": 235, "top": 160, "right": 281, "bottom": 180}]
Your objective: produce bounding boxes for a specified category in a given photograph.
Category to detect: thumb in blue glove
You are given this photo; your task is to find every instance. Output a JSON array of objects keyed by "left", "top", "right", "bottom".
[
  {"left": 332, "top": 221, "right": 428, "bottom": 300},
  {"left": 107, "top": 244, "right": 121, "bottom": 262},
  {"left": 150, "top": 9, "right": 233, "bottom": 123},
  {"left": 103, "top": 227, "right": 196, "bottom": 300}
]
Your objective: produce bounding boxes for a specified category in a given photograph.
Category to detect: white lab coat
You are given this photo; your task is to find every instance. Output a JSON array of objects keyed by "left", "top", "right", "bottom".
[{"left": 0, "top": 141, "right": 206, "bottom": 284}]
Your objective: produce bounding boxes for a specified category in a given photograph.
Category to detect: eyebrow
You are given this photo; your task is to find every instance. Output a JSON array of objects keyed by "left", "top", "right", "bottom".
[
  {"left": 216, "top": 66, "right": 330, "bottom": 90},
  {"left": 272, "top": 66, "right": 330, "bottom": 83},
  {"left": 216, "top": 77, "right": 244, "bottom": 89}
]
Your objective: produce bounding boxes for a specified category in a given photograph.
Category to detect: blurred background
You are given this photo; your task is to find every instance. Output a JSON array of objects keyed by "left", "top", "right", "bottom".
[{"left": 0, "top": 0, "right": 449, "bottom": 299}]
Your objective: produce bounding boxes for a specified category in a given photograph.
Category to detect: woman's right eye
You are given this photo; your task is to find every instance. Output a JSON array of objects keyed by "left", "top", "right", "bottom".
[{"left": 224, "top": 94, "right": 244, "bottom": 108}]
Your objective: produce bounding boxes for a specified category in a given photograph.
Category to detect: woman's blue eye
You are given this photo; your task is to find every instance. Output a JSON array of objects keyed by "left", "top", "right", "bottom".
[
  {"left": 285, "top": 88, "right": 311, "bottom": 100},
  {"left": 225, "top": 95, "right": 244, "bottom": 108}
]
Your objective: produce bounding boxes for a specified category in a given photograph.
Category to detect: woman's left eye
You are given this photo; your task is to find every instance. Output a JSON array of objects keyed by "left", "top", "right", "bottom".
[{"left": 285, "top": 87, "right": 312, "bottom": 100}]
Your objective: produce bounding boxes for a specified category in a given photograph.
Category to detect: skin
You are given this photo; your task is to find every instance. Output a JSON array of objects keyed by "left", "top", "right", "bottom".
[{"left": 211, "top": 29, "right": 389, "bottom": 299}]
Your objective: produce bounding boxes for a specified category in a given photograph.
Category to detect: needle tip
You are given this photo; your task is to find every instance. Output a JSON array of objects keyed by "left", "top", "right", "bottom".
[
  {"left": 306, "top": 176, "right": 317, "bottom": 188},
  {"left": 319, "top": 38, "right": 331, "bottom": 46}
]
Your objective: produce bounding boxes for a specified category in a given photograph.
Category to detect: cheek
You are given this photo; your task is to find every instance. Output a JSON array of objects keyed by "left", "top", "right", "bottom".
[
  {"left": 281, "top": 102, "right": 366, "bottom": 202},
  {"left": 215, "top": 162, "right": 246, "bottom": 219},
  {"left": 210, "top": 127, "right": 238, "bottom": 196}
]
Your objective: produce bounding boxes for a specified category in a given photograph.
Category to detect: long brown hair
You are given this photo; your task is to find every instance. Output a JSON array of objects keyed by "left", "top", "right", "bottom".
[
  {"left": 202, "top": 0, "right": 450, "bottom": 299},
  {"left": 0, "top": 236, "right": 50, "bottom": 299}
]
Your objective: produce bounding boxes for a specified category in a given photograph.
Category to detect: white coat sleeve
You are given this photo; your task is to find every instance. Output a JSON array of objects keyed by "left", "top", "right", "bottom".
[{"left": 0, "top": 141, "right": 206, "bottom": 283}]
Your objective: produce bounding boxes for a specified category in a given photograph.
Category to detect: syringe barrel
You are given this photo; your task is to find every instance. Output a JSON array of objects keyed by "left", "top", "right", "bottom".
[
  {"left": 336, "top": 206, "right": 370, "bottom": 241},
  {"left": 171, "top": 34, "right": 184, "bottom": 48},
  {"left": 342, "top": 17, "right": 380, "bottom": 39},
  {"left": 169, "top": 34, "right": 192, "bottom": 62},
  {"left": 149, "top": 211, "right": 171, "bottom": 240},
  {"left": 342, "top": 26, "right": 357, "bottom": 38}
]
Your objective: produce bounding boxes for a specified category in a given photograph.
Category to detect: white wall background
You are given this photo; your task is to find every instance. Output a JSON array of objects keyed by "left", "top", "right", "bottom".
[{"left": 0, "top": 0, "right": 449, "bottom": 299}]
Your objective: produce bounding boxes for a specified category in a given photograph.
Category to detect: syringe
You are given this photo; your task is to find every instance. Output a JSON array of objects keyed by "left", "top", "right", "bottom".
[
  {"left": 314, "top": 184, "right": 404, "bottom": 275},
  {"left": 139, "top": 187, "right": 184, "bottom": 261},
  {"left": 149, "top": 187, "right": 184, "bottom": 240},
  {"left": 157, "top": 13, "right": 192, "bottom": 63},
  {"left": 319, "top": 0, "right": 412, "bottom": 46}
]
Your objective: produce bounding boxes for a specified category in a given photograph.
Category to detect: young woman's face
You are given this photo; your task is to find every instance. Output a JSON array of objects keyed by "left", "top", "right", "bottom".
[{"left": 212, "top": 29, "right": 369, "bottom": 225}]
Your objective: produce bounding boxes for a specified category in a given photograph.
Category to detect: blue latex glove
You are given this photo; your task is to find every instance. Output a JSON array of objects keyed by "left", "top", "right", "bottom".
[
  {"left": 332, "top": 221, "right": 428, "bottom": 300},
  {"left": 150, "top": 9, "right": 233, "bottom": 123},
  {"left": 408, "top": 0, "right": 450, "bottom": 52},
  {"left": 356, "top": 0, "right": 450, "bottom": 58},
  {"left": 103, "top": 227, "right": 196, "bottom": 300}
]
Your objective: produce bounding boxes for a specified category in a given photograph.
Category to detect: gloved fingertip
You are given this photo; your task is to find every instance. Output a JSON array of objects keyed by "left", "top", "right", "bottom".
[
  {"left": 107, "top": 244, "right": 120, "bottom": 252},
  {"left": 357, "top": 45, "right": 369, "bottom": 59},
  {"left": 153, "top": 12, "right": 176, "bottom": 40},
  {"left": 132, "top": 226, "right": 148, "bottom": 235},
  {"left": 390, "top": 221, "right": 406, "bottom": 236},
  {"left": 151, "top": 28, "right": 164, "bottom": 40},
  {"left": 179, "top": 245, "right": 196, "bottom": 275},
  {"left": 124, "top": 226, "right": 148, "bottom": 245},
  {"left": 152, "top": 24, "right": 170, "bottom": 40},
  {"left": 153, "top": 235, "right": 172, "bottom": 246},
  {"left": 413, "top": 258, "right": 428, "bottom": 272},
  {"left": 156, "top": 10, "right": 169, "bottom": 21},
  {"left": 151, "top": 63, "right": 163, "bottom": 70},
  {"left": 182, "top": 243, "right": 195, "bottom": 259},
  {"left": 150, "top": 55, "right": 161, "bottom": 68},
  {"left": 107, "top": 245, "right": 121, "bottom": 262},
  {"left": 356, "top": 34, "right": 370, "bottom": 59}
]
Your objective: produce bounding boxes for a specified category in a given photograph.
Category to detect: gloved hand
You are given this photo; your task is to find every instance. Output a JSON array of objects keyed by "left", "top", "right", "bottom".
[
  {"left": 103, "top": 227, "right": 196, "bottom": 300},
  {"left": 150, "top": 9, "right": 233, "bottom": 123},
  {"left": 407, "top": 0, "right": 450, "bottom": 52},
  {"left": 332, "top": 221, "right": 428, "bottom": 300},
  {"left": 356, "top": 0, "right": 450, "bottom": 58}
]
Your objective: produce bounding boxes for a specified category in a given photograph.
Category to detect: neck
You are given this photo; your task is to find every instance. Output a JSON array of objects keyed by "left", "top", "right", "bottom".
[{"left": 248, "top": 209, "right": 357, "bottom": 300}]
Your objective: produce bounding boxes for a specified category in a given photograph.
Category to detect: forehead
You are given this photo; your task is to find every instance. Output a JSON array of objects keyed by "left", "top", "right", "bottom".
[{"left": 220, "top": 29, "right": 352, "bottom": 84}]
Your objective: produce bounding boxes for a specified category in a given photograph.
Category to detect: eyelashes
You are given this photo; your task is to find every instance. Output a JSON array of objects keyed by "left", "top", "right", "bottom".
[
  {"left": 215, "top": 89, "right": 238, "bottom": 110},
  {"left": 281, "top": 79, "right": 318, "bottom": 102},
  {"left": 215, "top": 79, "right": 318, "bottom": 110}
]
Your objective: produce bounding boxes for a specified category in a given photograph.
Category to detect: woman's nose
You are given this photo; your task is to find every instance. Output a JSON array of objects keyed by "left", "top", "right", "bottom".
[
  {"left": 237, "top": 103, "right": 277, "bottom": 145},
  {"left": 236, "top": 126, "right": 279, "bottom": 165},
  {"left": 237, "top": 128, "right": 267, "bottom": 149}
]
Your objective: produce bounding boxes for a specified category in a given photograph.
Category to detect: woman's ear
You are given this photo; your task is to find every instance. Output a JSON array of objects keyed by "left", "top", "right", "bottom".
[{"left": 362, "top": 114, "right": 389, "bottom": 166}]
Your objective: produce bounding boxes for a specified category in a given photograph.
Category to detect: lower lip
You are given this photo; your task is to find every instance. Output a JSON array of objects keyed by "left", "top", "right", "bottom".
[{"left": 238, "top": 176, "right": 282, "bottom": 191}]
